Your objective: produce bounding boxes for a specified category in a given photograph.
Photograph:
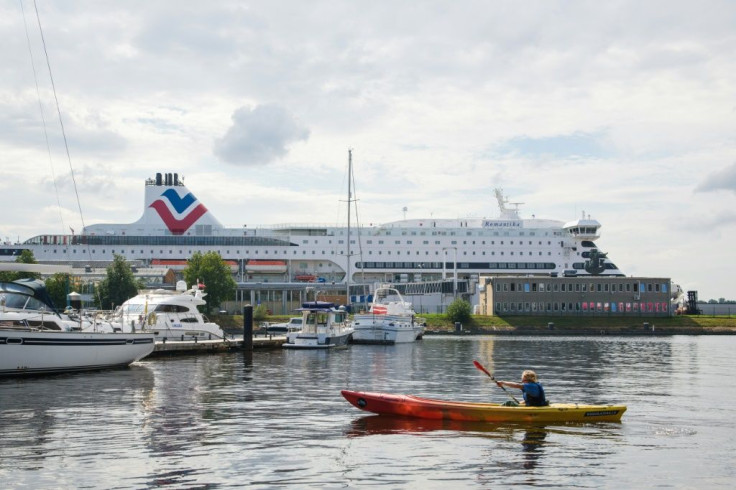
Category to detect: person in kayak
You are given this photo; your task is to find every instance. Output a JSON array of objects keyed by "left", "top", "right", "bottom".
[{"left": 496, "top": 370, "right": 549, "bottom": 406}]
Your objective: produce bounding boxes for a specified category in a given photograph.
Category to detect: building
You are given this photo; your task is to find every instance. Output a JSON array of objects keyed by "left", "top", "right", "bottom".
[{"left": 479, "top": 275, "right": 673, "bottom": 317}]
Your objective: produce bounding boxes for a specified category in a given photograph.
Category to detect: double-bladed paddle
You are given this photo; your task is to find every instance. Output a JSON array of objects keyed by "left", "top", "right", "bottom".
[{"left": 473, "top": 360, "right": 520, "bottom": 404}]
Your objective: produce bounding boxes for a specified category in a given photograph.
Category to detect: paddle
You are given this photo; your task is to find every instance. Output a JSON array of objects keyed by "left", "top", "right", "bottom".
[{"left": 473, "top": 360, "right": 520, "bottom": 404}]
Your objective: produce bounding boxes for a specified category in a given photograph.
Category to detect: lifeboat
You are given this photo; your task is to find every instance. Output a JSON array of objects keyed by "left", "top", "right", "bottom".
[{"left": 245, "top": 260, "right": 287, "bottom": 273}]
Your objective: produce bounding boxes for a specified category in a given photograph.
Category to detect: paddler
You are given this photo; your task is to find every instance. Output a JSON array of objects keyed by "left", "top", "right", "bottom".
[{"left": 496, "top": 370, "right": 549, "bottom": 406}]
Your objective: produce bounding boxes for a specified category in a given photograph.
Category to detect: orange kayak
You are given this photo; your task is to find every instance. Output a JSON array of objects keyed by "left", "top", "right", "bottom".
[{"left": 341, "top": 390, "right": 626, "bottom": 423}]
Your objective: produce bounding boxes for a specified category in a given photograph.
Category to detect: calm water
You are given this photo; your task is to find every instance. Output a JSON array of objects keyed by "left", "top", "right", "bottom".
[{"left": 1, "top": 336, "right": 735, "bottom": 488}]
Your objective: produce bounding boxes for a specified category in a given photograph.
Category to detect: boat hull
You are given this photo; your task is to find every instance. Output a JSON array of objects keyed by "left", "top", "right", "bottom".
[
  {"left": 341, "top": 390, "right": 626, "bottom": 423},
  {"left": 0, "top": 330, "right": 155, "bottom": 376},
  {"left": 283, "top": 331, "right": 352, "bottom": 349},
  {"left": 351, "top": 320, "right": 424, "bottom": 344}
]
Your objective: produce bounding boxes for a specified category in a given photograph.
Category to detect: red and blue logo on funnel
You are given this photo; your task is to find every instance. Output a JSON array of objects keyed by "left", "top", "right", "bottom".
[{"left": 149, "top": 189, "right": 208, "bottom": 235}]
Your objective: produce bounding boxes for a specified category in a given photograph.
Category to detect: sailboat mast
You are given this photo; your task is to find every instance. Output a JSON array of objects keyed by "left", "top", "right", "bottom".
[{"left": 346, "top": 149, "right": 352, "bottom": 307}]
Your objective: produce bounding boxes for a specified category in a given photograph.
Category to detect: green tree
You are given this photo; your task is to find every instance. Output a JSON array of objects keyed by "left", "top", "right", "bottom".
[
  {"left": 0, "top": 250, "right": 40, "bottom": 282},
  {"left": 45, "top": 273, "right": 72, "bottom": 311},
  {"left": 183, "top": 251, "right": 236, "bottom": 313},
  {"left": 96, "top": 254, "right": 141, "bottom": 310},
  {"left": 446, "top": 298, "right": 472, "bottom": 324}
]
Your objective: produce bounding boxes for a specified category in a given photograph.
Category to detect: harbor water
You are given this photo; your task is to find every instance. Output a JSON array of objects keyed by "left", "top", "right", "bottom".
[{"left": 1, "top": 335, "right": 734, "bottom": 488}]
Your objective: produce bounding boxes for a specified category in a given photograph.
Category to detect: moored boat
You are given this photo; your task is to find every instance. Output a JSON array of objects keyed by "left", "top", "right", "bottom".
[
  {"left": 283, "top": 301, "right": 353, "bottom": 349},
  {"left": 352, "top": 286, "right": 425, "bottom": 344},
  {"left": 341, "top": 390, "right": 627, "bottom": 423},
  {"left": 0, "top": 278, "right": 154, "bottom": 376},
  {"left": 113, "top": 280, "right": 228, "bottom": 342}
]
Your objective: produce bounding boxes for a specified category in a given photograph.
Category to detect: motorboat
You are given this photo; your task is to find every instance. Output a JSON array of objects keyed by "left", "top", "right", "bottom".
[
  {"left": 351, "top": 286, "right": 425, "bottom": 344},
  {"left": 0, "top": 279, "right": 154, "bottom": 376},
  {"left": 114, "top": 280, "right": 227, "bottom": 341},
  {"left": 283, "top": 301, "right": 353, "bottom": 349},
  {"left": 266, "top": 317, "right": 303, "bottom": 335},
  {"left": 341, "top": 390, "right": 627, "bottom": 423}
]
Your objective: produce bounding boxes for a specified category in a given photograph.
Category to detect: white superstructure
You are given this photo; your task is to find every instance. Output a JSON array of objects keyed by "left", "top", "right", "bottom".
[{"left": 0, "top": 172, "right": 624, "bottom": 283}]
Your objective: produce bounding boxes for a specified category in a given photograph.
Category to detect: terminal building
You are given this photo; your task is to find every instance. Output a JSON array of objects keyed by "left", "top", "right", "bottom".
[{"left": 478, "top": 275, "right": 673, "bottom": 317}]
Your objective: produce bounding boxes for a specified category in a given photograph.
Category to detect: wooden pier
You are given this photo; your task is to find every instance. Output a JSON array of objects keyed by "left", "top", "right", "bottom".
[{"left": 149, "top": 334, "right": 285, "bottom": 356}]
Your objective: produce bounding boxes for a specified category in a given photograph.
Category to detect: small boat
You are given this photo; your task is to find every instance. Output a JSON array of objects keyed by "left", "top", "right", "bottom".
[
  {"left": 283, "top": 301, "right": 353, "bottom": 349},
  {"left": 266, "top": 316, "right": 303, "bottom": 335},
  {"left": 341, "top": 390, "right": 627, "bottom": 423},
  {"left": 114, "top": 280, "right": 227, "bottom": 341},
  {"left": 351, "top": 286, "right": 425, "bottom": 344},
  {"left": 0, "top": 279, "right": 154, "bottom": 376}
]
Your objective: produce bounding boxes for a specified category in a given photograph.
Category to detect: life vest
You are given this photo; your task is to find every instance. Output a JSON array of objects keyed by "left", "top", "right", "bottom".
[{"left": 523, "top": 382, "right": 549, "bottom": 406}]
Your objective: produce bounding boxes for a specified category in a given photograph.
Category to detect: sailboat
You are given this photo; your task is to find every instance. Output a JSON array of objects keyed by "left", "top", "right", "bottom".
[
  {"left": 1, "top": 6, "right": 155, "bottom": 375},
  {"left": 0, "top": 267, "right": 155, "bottom": 376},
  {"left": 282, "top": 150, "right": 357, "bottom": 349}
]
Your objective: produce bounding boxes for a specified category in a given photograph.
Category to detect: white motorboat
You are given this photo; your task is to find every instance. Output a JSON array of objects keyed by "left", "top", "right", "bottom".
[
  {"left": 266, "top": 317, "right": 303, "bottom": 335},
  {"left": 351, "top": 286, "right": 425, "bottom": 344},
  {"left": 283, "top": 301, "right": 353, "bottom": 349},
  {"left": 114, "top": 280, "right": 227, "bottom": 341},
  {"left": 0, "top": 279, "right": 154, "bottom": 376}
]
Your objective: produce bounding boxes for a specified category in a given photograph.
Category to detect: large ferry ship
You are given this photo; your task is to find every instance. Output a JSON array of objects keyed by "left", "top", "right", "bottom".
[{"left": 0, "top": 172, "right": 623, "bottom": 284}]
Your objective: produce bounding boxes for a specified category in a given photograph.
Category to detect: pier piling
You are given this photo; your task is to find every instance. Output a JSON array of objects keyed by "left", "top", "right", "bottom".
[{"left": 243, "top": 305, "right": 253, "bottom": 350}]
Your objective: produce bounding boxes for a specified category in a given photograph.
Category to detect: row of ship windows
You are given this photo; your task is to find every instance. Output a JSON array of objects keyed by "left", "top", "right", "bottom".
[
  {"left": 336, "top": 230, "right": 563, "bottom": 237},
  {"left": 328, "top": 239, "right": 560, "bottom": 246},
  {"left": 357, "top": 261, "right": 557, "bottom": 270},
  {"left": 497, "top": 301, "right": 671, "bottom": 313},
  {"left": 45, "top": 248, "right": 558, "bottom": 257},
  {"left": 497, "top": 282, "right": 668, "bottom": 293}
]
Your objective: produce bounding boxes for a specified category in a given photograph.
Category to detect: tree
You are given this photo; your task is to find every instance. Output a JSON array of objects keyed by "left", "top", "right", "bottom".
[
  {"left": 45, "top": 273, "right": 72, "bottom": 311},
  {"left": 183, "top": 251, "right": 236, "bottom": 314},
  {"left": 0, "top": 250, "right": 40, "bottom": 282},
  {"left": 446, "top": 298, "right": 472, "bottom": 324},
  {"left": 96, "top": 254, "right": 141, "bottom": 310}
]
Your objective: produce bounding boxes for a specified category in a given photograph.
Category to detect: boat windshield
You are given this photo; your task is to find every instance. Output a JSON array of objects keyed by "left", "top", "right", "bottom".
[
  {"left": 121, "top": 303, "right": 146, "bottom": 314},
  {"left": 0, "top": 292, "right": 51, "bottom": 311}
]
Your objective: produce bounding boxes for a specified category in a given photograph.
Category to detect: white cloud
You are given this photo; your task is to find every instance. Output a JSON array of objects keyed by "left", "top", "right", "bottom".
[
  {"left": 1, "top": 0, "right": 736, "bottom": 300},
  {"left": 213, "top": 104, "right": 310, "bottom": 165},
  {"left": 696, "top": 162, "right": 736, "bottom": 194}
]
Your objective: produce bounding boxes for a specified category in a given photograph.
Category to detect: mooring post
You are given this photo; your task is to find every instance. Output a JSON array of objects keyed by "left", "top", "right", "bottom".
[{"left": 243, "top": 305, "right": 253, "bottom": 350}]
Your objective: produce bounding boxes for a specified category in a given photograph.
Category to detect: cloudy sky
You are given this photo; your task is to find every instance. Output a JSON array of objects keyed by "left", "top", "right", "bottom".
[{"left": 1, "top": 1, "right": 735, "bottom": 301}]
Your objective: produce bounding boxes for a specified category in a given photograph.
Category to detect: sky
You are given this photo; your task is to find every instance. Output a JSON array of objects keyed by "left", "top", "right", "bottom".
[{"left": 1, "top": 1, "right": 735, "bottom": 301}]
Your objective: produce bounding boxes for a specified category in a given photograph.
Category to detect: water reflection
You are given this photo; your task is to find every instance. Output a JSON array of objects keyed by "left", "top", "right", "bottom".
[
  {"left": 520, "top": 427, "right": 547, "bottom": 469},
  {"left": 0, "top": 366, "right": 155, "bottom": 471},
  {"left": 346, "top": 414, "right": 509, "bottom": 436}
]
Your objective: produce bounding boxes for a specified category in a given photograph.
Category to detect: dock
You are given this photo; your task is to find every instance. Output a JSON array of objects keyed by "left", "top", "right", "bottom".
[{"left": 149, "top": 334, "right": 285, "bottom": 356}]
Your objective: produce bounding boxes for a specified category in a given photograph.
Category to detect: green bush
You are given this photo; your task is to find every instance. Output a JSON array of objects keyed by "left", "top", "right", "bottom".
[
  {"left": 253, "top": 304, "right": 269, "bottom": 322},
  {"left": 446, "top": 298, "right": 472, "bottom": 324}
]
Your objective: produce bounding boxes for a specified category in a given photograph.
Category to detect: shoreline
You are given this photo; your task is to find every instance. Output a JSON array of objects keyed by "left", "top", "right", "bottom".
[
  {"left": 217, "top": 314, "right": 736, "bottom": 337},
  {"left": 422, "top": 325, "right": 736, "bottom": 336}
]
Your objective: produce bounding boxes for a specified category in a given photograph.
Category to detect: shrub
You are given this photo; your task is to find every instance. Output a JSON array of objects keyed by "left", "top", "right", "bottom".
[
  {"left": 446, "top": 298, "right": 472, "bottom": 324},
  {"left": 253, "top": 304, "right": 269, "bottom": 322}
]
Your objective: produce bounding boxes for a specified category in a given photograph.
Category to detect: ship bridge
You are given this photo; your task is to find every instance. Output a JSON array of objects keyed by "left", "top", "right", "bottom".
[{"left": 563, "top": 212, "right": 601, "bottom": 241}]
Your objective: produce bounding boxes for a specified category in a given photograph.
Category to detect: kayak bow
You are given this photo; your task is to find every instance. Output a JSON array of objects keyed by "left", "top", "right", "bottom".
[{"left": 341, "top": 390, "right": 626, "bottom": 423}]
